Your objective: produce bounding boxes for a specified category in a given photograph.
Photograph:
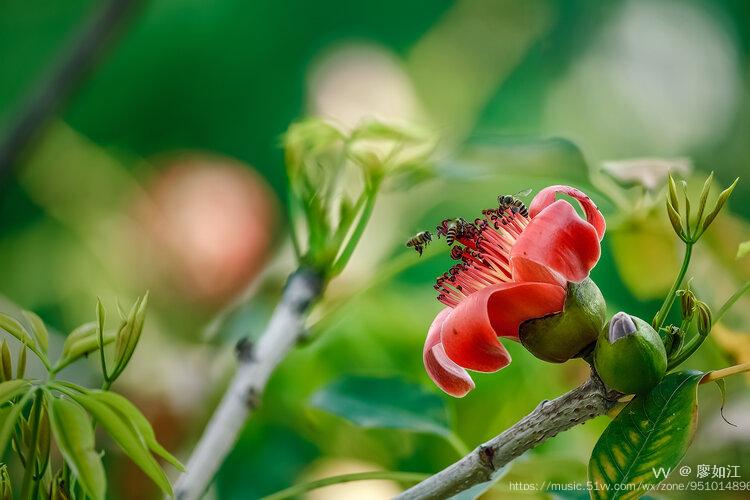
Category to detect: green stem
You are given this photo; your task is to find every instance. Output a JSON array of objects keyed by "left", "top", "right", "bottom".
[
  {"left": 330, "top": 189, "right": 368, "bottom": 250},
  {"left": 329, "top": 185, "right": 380, "bottom": 276},
  {"left": 19, "top": 390, "right": 43, "bottom": 500},
  {"left": 668, "top": 279, "right": 750, "bottom": 371},
  {"left": 715, "top": 280, "right": 750, "bottom": 324},
  {"left": 286, "top": 192, "right": 303, "bottom": 260},
  {"left": 653, "top": 243, "right": 693, "bottom": 330},
  {"left": 260, "top": 471, "right": 430, "bottom": 500},
  {"left": 667, "top": 332, "right": 709, "bottom": 371}
]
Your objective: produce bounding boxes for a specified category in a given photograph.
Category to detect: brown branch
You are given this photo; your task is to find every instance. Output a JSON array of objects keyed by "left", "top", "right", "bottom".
[
  {"left": 0, "top": 0, "right": 143, "bottom": 181},
  {"left": 396, "top": 372, "right": 620, "bottom": 499}
]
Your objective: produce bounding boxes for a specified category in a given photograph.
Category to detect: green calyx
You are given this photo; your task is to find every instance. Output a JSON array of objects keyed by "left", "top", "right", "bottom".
[
  {"left": 594, "top": 313, "right": 667, "bottom": 394},
  {"left": 519, "top": 278, "right": 606, "bottom": 363}
]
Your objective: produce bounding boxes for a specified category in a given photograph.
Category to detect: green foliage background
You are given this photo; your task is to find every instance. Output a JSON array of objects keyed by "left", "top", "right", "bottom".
[{"left": 2, "top": 0, "right": 750, "bottom": 498}]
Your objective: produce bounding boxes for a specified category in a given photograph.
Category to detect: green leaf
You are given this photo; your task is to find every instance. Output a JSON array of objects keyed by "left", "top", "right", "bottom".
[
  {"left": 0, "top": 341, "right": 11, "bottom": 382},
  {"left": 96, "top": 300, "right": 106, "bottom": 338},
  {"left": 61, "top": 322, "right": 97, "bottom": 353},
  {"left": 15, "top": 347, "right": 26, "bottom": 379},
  {"left": 588, "top": 370, "right": 704, "bottom": 499},
  {"left": 667, "top": 173, "right": 680, "bottom": 212},
  {"left": 665, "top": 199, "right": 684, "bottom": 239},
  {"left": 701, "top": 178, "right": 738, "bottom": 233},
  {"left": 56, "top": 323, "right": 116, "bottom": 371},
  {"left": 57, "top": 387, "right": 173, "bottom": 495},
  {"left": 0, "top": 380, "right": 32, "bottom": 458},
  {"left": 681, "top": 181, "right": 691, "bottom": 234},
  {"left": 21, "top": 310, "right": 49, "bottom": 353},
  {"left": 0, "top": 313, "right": 34, "bottom": 347},
  {"left": 47, "top": 395, "right": 106, "bottom": 500},
  {"left": 310, "top": 376, "right": 452, "bottom": 436},
  {"left": 87, "top": 390, "right": 184, "bottom": 471},
  {"left": 695, "top": 172, "right": 713, "bottom": 227},
  {"left": 0, "top": 380, "right": 30, "bottom": 404},
  {"left": 0, "top": 391, "right": 32, "bottom": 458},
  {"left": 0, "top": 463, "right": 11, "bottom": 499},
  {"left": 110, "top": 293, "right": 149, "bottom": 380},
  {"left": 37, "top": 405, "right": 51, "bottom": 477},
  {"left": 738, "top": 241, "right": 750, "bottom": 259}
]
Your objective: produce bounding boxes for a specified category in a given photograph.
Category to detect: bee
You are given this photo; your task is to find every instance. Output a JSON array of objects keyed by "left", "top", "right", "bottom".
[
  {"left": 436, "top": 218, "right": 474, "bottom": 245},
  {"left": 497, "top": 188, "right": 533, "bottom": 218},
  {"left": 444, "top": 218, "right": 468, "bottom": 245},
  {"left": 406, "top": 230, "right": 432, "bottom": 256}
]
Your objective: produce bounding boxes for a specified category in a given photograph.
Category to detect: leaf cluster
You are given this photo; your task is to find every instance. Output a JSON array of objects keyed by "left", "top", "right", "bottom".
[{"left": 0, "top": 294, "right": 182, "bottom": 499}]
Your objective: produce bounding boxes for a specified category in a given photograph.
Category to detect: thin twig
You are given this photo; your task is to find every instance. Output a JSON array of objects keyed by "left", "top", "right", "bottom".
[
  {"left": 174, "top": 268, "right": 324, "bottom": 500},
  {"left": 261, "top": 471, "right": 430, "bottom": 500},
  {"left": 702, "top": 362, "right": 750, "bottom": 383},
  {"left": 0, "top": 0, "right": 143, "bottom": 180},
  {"left": 396, "top": 372, "right": 619, "bottom": 499}
]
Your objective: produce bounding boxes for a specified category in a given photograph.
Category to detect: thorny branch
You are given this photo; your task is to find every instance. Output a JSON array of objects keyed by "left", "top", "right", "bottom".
[
  {"left": 174, "top": 268, "right": 323, "bottom": 500},
  {"left": 396, "top": 372, "right": 620, "bottom": 499}
]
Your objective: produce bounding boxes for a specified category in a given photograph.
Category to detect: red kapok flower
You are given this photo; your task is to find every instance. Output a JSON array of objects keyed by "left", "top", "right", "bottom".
[{"left": 423, "top": 185, "right": 606, "bottom": 396}]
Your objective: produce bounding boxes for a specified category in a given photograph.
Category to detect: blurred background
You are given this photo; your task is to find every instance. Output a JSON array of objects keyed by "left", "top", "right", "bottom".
[{"left": 1, "top": 0, "right": 750, "bottom": 498}]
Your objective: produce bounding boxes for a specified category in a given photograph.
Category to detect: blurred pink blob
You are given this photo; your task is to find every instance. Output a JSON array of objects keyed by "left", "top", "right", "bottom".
[{"left": 136, "top": 154, "right": 277, "bottom": 305}]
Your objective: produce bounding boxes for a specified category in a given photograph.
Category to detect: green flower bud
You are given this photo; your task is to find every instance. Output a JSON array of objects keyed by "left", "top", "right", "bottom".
[
  {"left": 594, "top": 312, "right": 667, "bottom": 394},
  {"left": 696, "top": 302, "right": 712, "bottom": 336},
  {"left": 677, "top": 288, "right": 696, "bottom": 319},
  {"left": 519, "top": 278, "right": 607, "bottom": 363},
  {"left": 661, "top": 325, "right": 683, "bottom": 357}
]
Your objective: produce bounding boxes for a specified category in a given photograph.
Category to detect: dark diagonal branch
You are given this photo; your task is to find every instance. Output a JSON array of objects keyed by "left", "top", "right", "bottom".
[
  {"left": 396, "top": 372, "right": 620, "bottom": 499},
  {"left": 0, "top": 0, "right": 143, "bottom": 181}
]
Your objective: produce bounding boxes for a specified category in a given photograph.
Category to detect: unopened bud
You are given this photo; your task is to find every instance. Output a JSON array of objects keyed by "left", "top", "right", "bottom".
[
  {"left": 696, "top": 302, "right": 712, "bottom": 336},
  {"left": 678, "top": 289, "right": 696, "bottom": 320},
  {"left": 662, "top": 325, "right": 683, "bottom": 357},
  {"left": 608, "top": 312, "right": 637, "bottom": 342},
  {"left": 594, "top": 312, "right": 667, "bottom": 394}
]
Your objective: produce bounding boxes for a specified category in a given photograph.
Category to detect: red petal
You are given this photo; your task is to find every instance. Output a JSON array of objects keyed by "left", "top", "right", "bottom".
[
  {"left": 441, "top": 282, "right": 564, "bottom": 372},
  {"left": 423, "top": 307, "right": 475, "bottom": 397},
  {"left": 511, "top": 200, "right": 600, "bottom": 284},
  {"left": 529, "top": 185, "right": 606, "bottom": 240}
]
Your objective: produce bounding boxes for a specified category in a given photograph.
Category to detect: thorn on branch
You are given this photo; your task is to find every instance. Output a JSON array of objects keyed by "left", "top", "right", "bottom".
[
  {"left": 244, "top": 387, "right": 261, "bottom": 410},
  {"left": 235, "top": 338, "right": 254, "bottom": 362},
  {"left": 287, "top": 267, "right": 325, "bottom": 314},
  {"left": 534, "top": 399, "right": 549, "bottom": 412},
  {"left": 478, "top": 444, "right": 496, "bottom": 471}
]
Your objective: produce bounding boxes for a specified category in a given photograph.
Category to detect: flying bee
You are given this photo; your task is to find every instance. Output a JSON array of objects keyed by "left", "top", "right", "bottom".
[
  {"left": 497, "top": 188, "right": 533, "bottom": 218},
  {"left": 406, "top": 230, "right": 432, "bottom": 256}
]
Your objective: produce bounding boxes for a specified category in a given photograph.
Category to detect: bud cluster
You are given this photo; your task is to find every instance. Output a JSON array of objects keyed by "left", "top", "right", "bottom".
[
  {"left": 666, "top": 172, "right": 738, "bottom": 244},
  {"left": 677, "top": 285, "right": 712, "bottom": 337},
  {"left": 284, "top": 118, "right": 435, "bottom": 277}
]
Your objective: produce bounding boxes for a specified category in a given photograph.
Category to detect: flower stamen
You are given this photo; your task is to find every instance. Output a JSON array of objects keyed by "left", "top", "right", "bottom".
[{"left": 435, "top": 206, "right": 530, "bottom": 307}]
